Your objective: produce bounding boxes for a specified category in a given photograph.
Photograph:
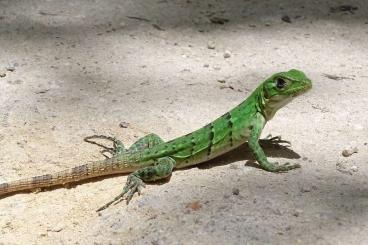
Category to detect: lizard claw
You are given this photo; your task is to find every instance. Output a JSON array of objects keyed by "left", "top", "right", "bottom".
[
  {"left": 264, "top": 134, "right": 291, "bottom": 146},
  {"left": 96, "top": 175, "right": 145, "bottom": 212},
  {"left": 101, "top": 149, "right": 115, "bottom": 159},
  {"left": 272, "top": 162, "right": 301, "bottom": 172}
]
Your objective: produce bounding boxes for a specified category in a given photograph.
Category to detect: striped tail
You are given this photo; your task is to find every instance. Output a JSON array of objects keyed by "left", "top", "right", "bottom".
[{"left": 0, "top": 158, "right": 136, "bottom": 196}]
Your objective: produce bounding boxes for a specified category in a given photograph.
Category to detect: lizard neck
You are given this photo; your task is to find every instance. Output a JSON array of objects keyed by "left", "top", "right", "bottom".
[{"left": 254, "top": 85, "right": 293, "bottom": 121}]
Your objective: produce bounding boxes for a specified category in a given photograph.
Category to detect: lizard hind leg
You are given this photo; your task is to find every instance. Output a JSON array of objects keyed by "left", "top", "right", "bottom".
[
  {"left": 84, "top": 133, "right": 164, "bottom": 158},
  {"left": 96, "top": 156, "right": 175, "bottom": 212},
  {"left": 84, "top": 135, "right": 126, "bottom": 158}
]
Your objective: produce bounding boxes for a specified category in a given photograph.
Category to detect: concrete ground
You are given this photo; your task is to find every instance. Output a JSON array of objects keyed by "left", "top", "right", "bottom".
[{"left": 0, "top": 0, "right": 368, "bottom": 244}]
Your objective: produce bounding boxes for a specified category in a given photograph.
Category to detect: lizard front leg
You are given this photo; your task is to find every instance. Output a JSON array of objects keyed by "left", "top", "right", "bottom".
[
  {"left": 248, "top": 115, "right": 300, "bottom": 172},
  {"left": 97, "top": 157, "right": 175, "bottom": 211}
]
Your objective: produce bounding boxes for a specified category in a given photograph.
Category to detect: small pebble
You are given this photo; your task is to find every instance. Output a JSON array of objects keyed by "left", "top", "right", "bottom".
[
  {"left": 232, "top": 188, "right": 240, "bottom": 195},
  {"left": 350, "top": 165, "right": 358, "bottom": 172},
  {"left": 223, "top": 51, "right": 231, "bottom": 58},
  {"left": 210, "top": 17, "right": 229, "bottom": 25},
  {"left": 207, "top": 41, "right": 216, "bottom": 49},
  {"left": 336, "top": 161, "right": 353, "bottom": 175},
  {"left": 0, "top": 73, "right": 5, "bottom": 77},
  {"left": 300, "top": 186, "right": 311, "bottom": 193},
  {"left": 281, "top": 15, "right": 292, "bottom": 23},
  {"left": 151, "top": 240, "right": 159, "bottom": 245},
  {"left": 48, "top": 225, "right": 64, "bottom": 232},
  {"left": 217, "top": 79, "right": 226, "bottom": 84},
  {"left": 293, "top": 209, "right": 303, "bottom": 217},
  {"left": 6, "top": 66, "right": 15, "bottom": 72},
  {"left": 203, "top": 63, "right": 209, "bottom": 68},
  {"left": 342, "top": 147, "right": 358, "bottom": 157},
  {"left": 220, "top": 85, "right": 234, "bottom": 90},
  {"left": 120, "top": 122, "right": 130, "bottom": 128}
]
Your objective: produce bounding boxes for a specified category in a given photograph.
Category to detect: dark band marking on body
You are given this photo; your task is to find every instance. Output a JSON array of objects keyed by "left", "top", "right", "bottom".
[
  {"left": 225, "top": 112, "right": 234, "bottom": 146},
  {"left": 190, "top": 135, "right": 196, "bottom": 157},
  {"left": 207, "top": 123, "right": 214, "bottom": 156},
  {"left": 204, "top": 123, "right": 212, "bottom": 128}
]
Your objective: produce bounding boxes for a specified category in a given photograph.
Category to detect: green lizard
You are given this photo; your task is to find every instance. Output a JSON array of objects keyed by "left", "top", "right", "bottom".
[{"left": 0, "top": 69, "right": 312, "bottom": 211}]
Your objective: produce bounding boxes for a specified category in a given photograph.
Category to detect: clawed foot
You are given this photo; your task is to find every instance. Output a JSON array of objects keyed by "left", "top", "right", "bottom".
[
  {"left": 270, "top": 162, "right": 301, "bottom": 172},
  {"left": 263, "top": 134, "right": 291, "bottom": 146},
  {"left": 96, "top": 175, "right": 146, "bottom": 212},
  {"left": 84, "top": 135, "right": 125, "bottom": 158}
]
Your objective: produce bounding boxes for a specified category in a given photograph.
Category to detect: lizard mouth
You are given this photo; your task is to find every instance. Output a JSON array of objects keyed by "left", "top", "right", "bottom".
[
  {"left": 292, "top": 89, "right": 308, "bottom": 97},
  {"left": 291, "top": 82, "right": 312, "bottom": 97}
]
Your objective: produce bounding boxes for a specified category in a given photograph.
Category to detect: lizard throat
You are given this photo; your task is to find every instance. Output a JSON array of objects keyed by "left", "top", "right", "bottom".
[{"left": 261, "top": 95, "right": 293, "bottom": 121}]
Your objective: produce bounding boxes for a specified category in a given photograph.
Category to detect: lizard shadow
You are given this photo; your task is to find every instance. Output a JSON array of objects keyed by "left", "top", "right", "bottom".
[{"left": 189, "top": 138, "right": 301, "bottom": 171}]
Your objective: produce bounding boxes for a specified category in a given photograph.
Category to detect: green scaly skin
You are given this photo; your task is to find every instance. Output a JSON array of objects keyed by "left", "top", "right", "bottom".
[{"left": 0, "top": 69, "right": 312, "bottom": 211}]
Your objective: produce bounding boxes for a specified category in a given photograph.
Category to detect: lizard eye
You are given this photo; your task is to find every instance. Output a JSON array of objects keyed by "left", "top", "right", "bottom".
[{"left": 276, "top": 78, "right": 287, "bottom": 89}]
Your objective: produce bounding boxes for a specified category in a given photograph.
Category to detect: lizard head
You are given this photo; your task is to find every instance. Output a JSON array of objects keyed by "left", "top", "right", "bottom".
[{"left": 260, "top": 69, "right": 312, "bottom": 120}]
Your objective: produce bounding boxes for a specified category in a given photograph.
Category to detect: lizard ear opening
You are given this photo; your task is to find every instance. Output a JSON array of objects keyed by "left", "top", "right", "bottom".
[{"left": 275, "top": 77, "right": 287, "bottom": 89}]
